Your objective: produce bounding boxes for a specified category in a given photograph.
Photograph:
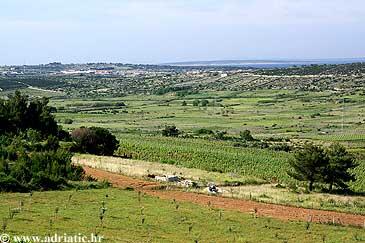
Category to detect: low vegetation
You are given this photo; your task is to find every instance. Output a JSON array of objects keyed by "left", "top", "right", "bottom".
[
  {"left": 74, "top": 154, "right": 365, "bottom": 215},
  {"left": 0, "top": 92, "right": 85, "bottom": 192},
  {"left": 1, "top": 188, "right": 365, "bottom": 242},
  {"left": 161, "top": 125, "right": 180, "bottom": 137}
]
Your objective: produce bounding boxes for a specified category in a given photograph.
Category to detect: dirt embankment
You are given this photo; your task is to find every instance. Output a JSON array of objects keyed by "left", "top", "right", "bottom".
[{"left": 84, "top": 166, "right": 365, "bottom": 227}]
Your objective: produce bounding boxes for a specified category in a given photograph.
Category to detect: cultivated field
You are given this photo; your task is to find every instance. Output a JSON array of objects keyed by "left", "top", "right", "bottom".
[
  {"left": 50, "top": 90, "right": 365, "bottom": 147},
  {"left": 2, "top": 187, "right": 365, "bottom": 242},
  {"left": 1, "top": 62, "right": 365, "bottom": 241}
]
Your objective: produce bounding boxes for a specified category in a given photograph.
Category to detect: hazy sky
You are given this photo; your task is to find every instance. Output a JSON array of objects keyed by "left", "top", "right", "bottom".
[{"left": 1, "top": 0, "right": 365, "bottom": 65}]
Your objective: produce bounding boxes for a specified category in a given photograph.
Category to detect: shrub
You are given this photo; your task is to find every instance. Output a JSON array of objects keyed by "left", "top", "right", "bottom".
[
  {"left": 240, "top": 130, "right": 255, "bottom": 141},
  {"left": 194, "top": 128, "right": 214, "bottom": 135},
  {"left": 0, "top": 173, "right": 26, "bottom": 192},
  {"left": 269, "top": 143, "right": 291, "bottom": 152},
  {"left": 29, "top": 171, "right": 66, "bottom": 190},
  {"left": 0, "top": 148, "right": 84, "bottom": 192},
  {"left": 26, "top": 129, "right": 42, "bottom": 144},
  {"left": 57, "top": 129, "right": 71, "bottom": 141},
  {"left": 200, "top": 99, "right": 209, "bottom": 107},
  {"left": 71, "top": 127, "right": 119, "bottom": 156},
  {"left": 161, "top": 125, "right": 180, "bottom": 137},
  {"left": 44, "top": 135, "right": 60, "bottom": 151},
  {"left": 0, "top": 91, "right": 85, "bottom": 192},
  {"left": 64, "top": 118, "right": 73, "bottom": 124},
  {"left": 214, "top": 131, "right": 227, "bottom": 140}
]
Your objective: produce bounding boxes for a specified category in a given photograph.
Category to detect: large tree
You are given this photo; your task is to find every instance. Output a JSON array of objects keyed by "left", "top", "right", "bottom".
[
  {"left": 0, "top": 91, "right": 59, "bottom": 137},
  {"left": 288, "top": 143, "right": 328, "bottom": 191},
  {"left": 324, "top": 143, "right": 357, "bottom": 191}
]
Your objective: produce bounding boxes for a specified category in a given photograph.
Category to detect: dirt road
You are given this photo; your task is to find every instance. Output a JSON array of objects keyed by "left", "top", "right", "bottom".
[{"left": 84, "top": 166, "right": 365, "bottom": 227}]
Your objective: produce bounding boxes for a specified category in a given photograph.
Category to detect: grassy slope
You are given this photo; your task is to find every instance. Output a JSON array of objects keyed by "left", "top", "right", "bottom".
[
  {"left": 52, "top": 90, "right": 365, "bottom": 191},
  {"left": 51, "top": 90, "right": 365, "bottom": 147},
  {"left": 51, "top": 90, "right": 364, "bottom": 188},
  {"left": 49, "top": 89, "right": 365, "bottom": 190},
  {"left": 117, "top": 135, "right": 292, "bottom": 182},
  {"left": 1, "top": 188, "right": 365, "bottom": 242}
]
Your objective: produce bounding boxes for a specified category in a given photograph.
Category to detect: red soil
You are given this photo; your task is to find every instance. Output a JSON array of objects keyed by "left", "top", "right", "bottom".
[{"left": 84, "top": 166, "right": 365, "bottom": 227}]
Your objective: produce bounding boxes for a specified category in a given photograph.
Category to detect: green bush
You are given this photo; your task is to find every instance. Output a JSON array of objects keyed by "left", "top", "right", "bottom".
[
  {"left": 0, "top": 148, "right": 85, "bottom": 192},
  {"left": 0, "top": 172, "right": 26, "bottom": 192},
  {"left": 29, "top": 171, "right": 67, "bottom": 190},
  {"left": 161, "top": 125, "right": 180, "bottom": 137},
  {"left": 240, "top": 130, "right": 255, "bottom": 141},
  {"left": 0, "top": 91, "right": 85, "bottom": 192},
  {"left": 0, "top": 133, "right": 84, "bottom": 192},
  {"left": 194, "top": 128, "right": 214, "bottom": 135},
  {"left": 71, "top": 127, "right": 119, "bottom": 156},
  {"left": 64, "top": 118, "right": 73, "bottom": 124}
]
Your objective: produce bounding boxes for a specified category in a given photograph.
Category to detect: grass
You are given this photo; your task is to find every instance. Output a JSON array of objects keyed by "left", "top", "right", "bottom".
[
  {"left": 73, "top": 154, "right": 267, "bottom": 186},
  {"left": 50, "top": 89, "right": 364, "bottom": 192},
  {"left": 75, "top": 154, "right": 365, "bottom": 215},
  {"left": 49, "top": 90, "right": 364, "bottom": 142},
  {"left": 192, "top": 184, "right": 365, "bottom": 215},
  {"left": 1, "top": 188, "right": 365, "bottom": 242}
]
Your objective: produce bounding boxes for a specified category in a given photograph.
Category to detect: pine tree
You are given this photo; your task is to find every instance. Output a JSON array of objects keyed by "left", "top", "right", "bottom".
[
  {"left": 324, "top": 143, "right": 357, "bottom": 191},
  {"left": 288, "top": 143, "right": 328, "bottom": 191}
]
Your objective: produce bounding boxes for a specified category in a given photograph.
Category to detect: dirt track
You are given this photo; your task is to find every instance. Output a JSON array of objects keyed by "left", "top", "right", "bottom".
[{"left": 84, "top": 166, "right": 365, "bottom": 227}]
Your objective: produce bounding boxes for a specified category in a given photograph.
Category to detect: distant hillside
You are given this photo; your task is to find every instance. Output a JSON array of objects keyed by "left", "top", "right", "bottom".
[
  {"left": 164, "top": 58, "right": 365, "bottom": 69},
  {"left": 1, "top": 61, "right": 364, "bottom": 96},
  {"left": 255, "top": 62, "right": 365, "bottom": 76}
]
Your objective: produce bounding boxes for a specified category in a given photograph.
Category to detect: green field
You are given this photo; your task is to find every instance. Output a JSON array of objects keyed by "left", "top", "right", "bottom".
[
  {"left": 115, "top": 134, "right": 365, "bottom": 192},
  {"left": 1, "top": 88, "right": 363, "bottom": 191},
  {"left": 49, "top": 90, "right": 365, "bottom": 148},
  {"left": 2, "top": 188, "right": 365, "bottom": 242},
  {"left": 45, "top": 89, "right": 365, "bottom": 191},
  {"left": 117, "top": 134, "right": 292, "bottom": 182}
]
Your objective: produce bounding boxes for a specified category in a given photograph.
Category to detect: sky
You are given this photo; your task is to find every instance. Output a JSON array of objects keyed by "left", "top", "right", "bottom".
[{"left": 1, "top": 0, "right": 365, "bottom": 65}]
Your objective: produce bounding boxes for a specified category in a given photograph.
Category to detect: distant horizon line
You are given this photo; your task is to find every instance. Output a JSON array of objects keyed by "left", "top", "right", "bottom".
[
  {"left": 1, "top": 57, "right": 365, "bottom": 67},
  {"left": 162, "top": 57, "right": 365, "bottom": 65}
]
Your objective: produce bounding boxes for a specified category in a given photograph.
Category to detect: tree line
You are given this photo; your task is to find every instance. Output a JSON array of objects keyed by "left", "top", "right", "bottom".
[{"left": 0, "top": 91, "right": 119, "bottom": 192}]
